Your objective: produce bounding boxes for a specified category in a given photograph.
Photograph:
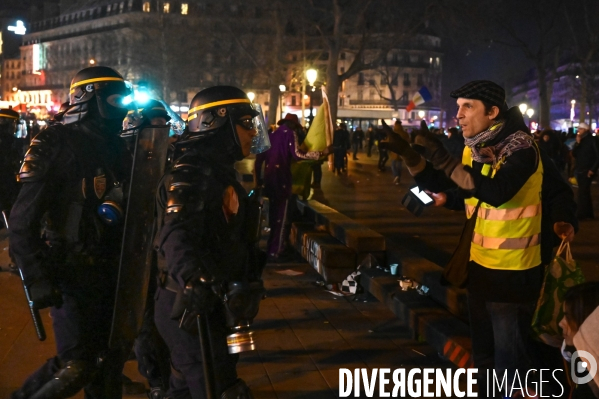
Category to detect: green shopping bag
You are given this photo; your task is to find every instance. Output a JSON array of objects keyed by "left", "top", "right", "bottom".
[{"left": 531, "top": 240, "right": 585, "bottom": 347}]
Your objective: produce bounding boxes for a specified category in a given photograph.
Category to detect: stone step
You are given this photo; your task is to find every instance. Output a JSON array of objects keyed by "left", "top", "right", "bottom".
[
  {"left": 293, "top": 200, "right": 473, "bottom": 370},
  {"left": 385, "top": 240, "right": 469, "bottom": 322},
  {"left": 360, "top": 267, "right": 474, "bottom": 369},
  {"left": 296, "top": 199, "right": 386, "bottom": 264},
  {"left": 290, "top": 223, "right": 356, "bottom": 284}
]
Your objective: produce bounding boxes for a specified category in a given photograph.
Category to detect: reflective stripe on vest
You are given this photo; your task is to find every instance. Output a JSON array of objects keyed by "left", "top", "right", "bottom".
[
  {"left": 463, "top": 145, "right": 543, "bottom": 270},
  {"left": 472, "top": 232, "right": 539, "bottom": 249},
  {"left": 465, "top": 203, "right": 541, "bottom": 221}
]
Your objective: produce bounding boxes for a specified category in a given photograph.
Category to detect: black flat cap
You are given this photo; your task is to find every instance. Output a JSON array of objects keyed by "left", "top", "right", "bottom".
[{"left": 450, "top": 80, "right": 506, "bottom": 108}]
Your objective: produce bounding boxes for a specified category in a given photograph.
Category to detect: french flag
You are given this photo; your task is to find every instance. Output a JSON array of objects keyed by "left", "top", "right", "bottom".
[{"left": 406, "top": 86, "right": 432, "bottom": 112}]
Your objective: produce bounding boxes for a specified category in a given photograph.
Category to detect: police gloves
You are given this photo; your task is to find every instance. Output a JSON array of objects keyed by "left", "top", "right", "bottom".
[
  {"left": 184, "top": 271, "right": 218, "bottom": 314},
  {"left": 414, "top": 130, "right": 462, "bottom": 177},
  {"left": 378, "top": 120, "right": 412, "bottom": 156},
  {"left": 378, "top": 120, "right": 423, "bottom": 168},
  {"left": 29, "top": 279, "right": 63, "bottom": 309}
]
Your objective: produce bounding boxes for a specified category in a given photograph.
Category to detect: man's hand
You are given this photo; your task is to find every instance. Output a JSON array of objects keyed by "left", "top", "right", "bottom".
[
  {"left": 29, "top": 279, "right": 63, "bottom": 310},
  {"left": 378, "top": 119, "right": 412, "bottom": 155},
  {"left": 553, "top": 222, "right": 575, "bottom": 242},
  {"left": 321, "top": 144, "right": 334, "bottom": 157},
  {"left": 588, "top": 170, "right": 595, "bottom": 178},
  {"left": 424, "top": 190, "right": 447, "bottom": 207}
]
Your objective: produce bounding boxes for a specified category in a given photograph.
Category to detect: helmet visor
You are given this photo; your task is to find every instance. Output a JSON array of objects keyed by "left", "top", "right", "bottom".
[
  {"left": 248, "top": 104, "right": 270, "bottom": 154},
  {"left": 95, "top": 80, "right": 133, "bottom": 120}
]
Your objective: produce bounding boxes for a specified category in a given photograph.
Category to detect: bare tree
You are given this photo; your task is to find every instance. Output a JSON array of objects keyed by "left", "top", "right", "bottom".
[
  {"left": 372, "top": 56, "right": 404, "bottom": 111},
  {"left": 302, "top": 0, "right": 430, "bottom": 121},
  {"left": 564, "top": 0, "right": 599, "bottom": 126}
]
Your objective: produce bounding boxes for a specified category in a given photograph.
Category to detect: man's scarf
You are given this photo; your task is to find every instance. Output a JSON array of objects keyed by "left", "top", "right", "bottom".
[{"left": 464, "top": 120, "right": 534, "bottom": 166}]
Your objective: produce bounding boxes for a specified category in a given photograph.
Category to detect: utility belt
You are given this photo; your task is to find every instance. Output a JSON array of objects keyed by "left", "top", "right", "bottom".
[{"left": 157, "top": 269, "right": 181, "bottom": 294}]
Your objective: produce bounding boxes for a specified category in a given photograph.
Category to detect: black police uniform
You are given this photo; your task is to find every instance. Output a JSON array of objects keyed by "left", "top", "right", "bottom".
[
  {"left": 0, "top": 109, "right": 22, "bottom": 218},
  {"left": 9, "top": 66, "right": 132, "bottom": 399},
  {"left": 153, "top": 86, "right": 265, "bottom": 399}
]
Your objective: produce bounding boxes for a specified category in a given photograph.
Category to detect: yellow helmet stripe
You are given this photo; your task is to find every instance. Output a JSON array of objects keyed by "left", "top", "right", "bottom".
[
  {"left": 70, "top": 76, "right": 125, "bottom": 90},
  {"left": 188, "top": 98, "right": 250, "bottom": 114},
  {"left": 0, "top": 113, "right": 19, "bottom": 119}
]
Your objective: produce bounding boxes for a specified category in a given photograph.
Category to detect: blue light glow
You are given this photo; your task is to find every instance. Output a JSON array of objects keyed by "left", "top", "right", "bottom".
[
  {"left": 122, "top": 95, "right": 133, "bottom": 106},
  {"left": 135, "top": 91, "right": 150, "bottom": 104}
]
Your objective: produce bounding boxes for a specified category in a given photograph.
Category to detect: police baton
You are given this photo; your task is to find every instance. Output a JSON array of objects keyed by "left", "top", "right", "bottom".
[
  {"left": 1, "top": 210, "right": 9, "bottom": 230},
  {"left": 18, "top": 268, "right": 46, "bottom": 341},
  {"left": 197, "top": 314, "right": 216, "bottom": 399}
]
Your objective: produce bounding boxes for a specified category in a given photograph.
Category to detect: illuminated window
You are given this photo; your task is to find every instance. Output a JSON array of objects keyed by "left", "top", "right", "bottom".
[
  {"left": 142, "top": 2, "right": 150, "bottom": 12},
  {"left": 181, "top": 3, "right": 188, "bottom": 14},
  {"left": 163, "top": 2, "right": 170, "bottom": 13}
]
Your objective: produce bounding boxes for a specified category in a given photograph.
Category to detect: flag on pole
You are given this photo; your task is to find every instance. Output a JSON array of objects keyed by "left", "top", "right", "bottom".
[
  {"left": 302, "top": 88, "right": 334, "bottom": 151},
  {"left": 291, "top": 88, "right": 333, "bottom": 199},
  {"left": 406, "top": 86, "right": 432, "bottom": 112}
]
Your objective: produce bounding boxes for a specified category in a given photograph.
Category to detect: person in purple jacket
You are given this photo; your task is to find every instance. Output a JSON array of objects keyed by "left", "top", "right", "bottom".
[{"left": 255, "top": 113, "right": 330, "bottom": 261}]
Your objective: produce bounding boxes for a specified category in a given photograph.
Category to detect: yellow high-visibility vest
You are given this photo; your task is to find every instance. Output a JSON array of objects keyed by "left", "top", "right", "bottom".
[{"left": 463, "top": 146, "right": 543, "bottom": 270}]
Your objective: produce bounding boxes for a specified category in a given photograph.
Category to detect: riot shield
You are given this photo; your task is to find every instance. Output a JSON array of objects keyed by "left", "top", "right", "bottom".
[{"left": 109, "top": 125, "right": 169, "bottom": 352}]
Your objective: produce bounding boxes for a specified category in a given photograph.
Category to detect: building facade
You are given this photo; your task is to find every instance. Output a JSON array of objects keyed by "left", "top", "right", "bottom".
[
  {"left": 13, "top": 0, "right": 443, "bottom": 127},
  {"left": 282, "top": 33, "right": 443, "bottom": 130}
]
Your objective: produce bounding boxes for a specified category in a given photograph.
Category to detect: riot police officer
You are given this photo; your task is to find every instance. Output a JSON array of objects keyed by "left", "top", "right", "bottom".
[
  {"left": 154, "top": 86, "right": 270, "bottom": 399},
  {"left": 0, "top": 108, "right": 22, "bottom": 227},
  {"left": 9, "top": 66, "right": 133, "bottom": 399}
]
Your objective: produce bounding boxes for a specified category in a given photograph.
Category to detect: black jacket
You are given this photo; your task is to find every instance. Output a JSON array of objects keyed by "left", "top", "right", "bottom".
[
  {"left": 333, "top": 128, "right": 350, "bottom": 150},
  {"left": 572, "top": 133, "right": 599, "bottom": 174},
  {"left": 155, "top": 148, "right": 253, "bottom": 291},
  {"left": 9, "top": 120, "right": 129, "bottom": 292}
]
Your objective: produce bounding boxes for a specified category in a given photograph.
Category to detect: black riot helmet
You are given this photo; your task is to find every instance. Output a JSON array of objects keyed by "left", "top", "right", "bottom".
[
  {"left": 0, "top": 108, "right": 20, "bottom": 137},
  {"left": 49, "top": 102, "right": 71, "bottom": 125},
  {"left": 63, "top": 66, "right": 131, "bottom": 124},
  {"left": 122, "top": 99, "right": 171, "bottom": 137},
  {"left": 184, "top": 86, "right": 270, "bottom": 159}
]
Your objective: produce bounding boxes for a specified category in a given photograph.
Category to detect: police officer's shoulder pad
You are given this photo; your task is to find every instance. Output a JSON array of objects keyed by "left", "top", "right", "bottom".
[{"left": 18, "top": 126, "right": 64, "bottom": 183}]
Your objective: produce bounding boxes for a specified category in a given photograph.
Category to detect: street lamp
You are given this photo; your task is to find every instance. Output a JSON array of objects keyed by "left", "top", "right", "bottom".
[
  {"left": 519, "top": 103, "right": 528, "bottom": 114},
  {"left": 306, "top": 69, "right": 317, "bottom": 125},
  {"left": 525, "top": 108, "right": 534, "bottom": 118},
  {"left": 247, "top": 92, "right": 255, "bottom": 102},
  {"left": 418, "top": 110, "right": 425, "bottom": 119},
  {"left": 306, "top": 69, "right": 317, "bottom": 87},
  {"left": 89, "top": 59, "right": 96, "bottom": 65},
  {"left": 278, "top": 85, "right": 286, "bottom": 122}
]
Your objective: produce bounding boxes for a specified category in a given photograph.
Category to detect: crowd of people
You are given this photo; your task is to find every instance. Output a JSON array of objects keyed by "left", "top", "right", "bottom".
[
  {"left": 330, "top": 111, "right": 599, "bottom": 220},
  {"left": 0, "top": 68, "right": 598, "bottom": 399}
]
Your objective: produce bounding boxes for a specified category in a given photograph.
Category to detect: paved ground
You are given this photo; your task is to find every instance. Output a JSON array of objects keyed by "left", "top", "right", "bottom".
[{"left": 0, "top": 236, "right": 457, "bottom": 398}]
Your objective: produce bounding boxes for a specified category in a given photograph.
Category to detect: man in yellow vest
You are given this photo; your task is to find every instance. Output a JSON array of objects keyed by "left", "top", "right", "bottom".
[{"left": 381, "top": 80, "right": 578, "bottom": 397}]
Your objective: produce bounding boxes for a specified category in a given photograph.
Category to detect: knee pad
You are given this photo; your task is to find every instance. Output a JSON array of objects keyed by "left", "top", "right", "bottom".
[
  {"left": 220, "top": 379, "right": 254, "bottom": 399},
  {"left": 30, "top": 360, "right": 97, "bottom": 399}
]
